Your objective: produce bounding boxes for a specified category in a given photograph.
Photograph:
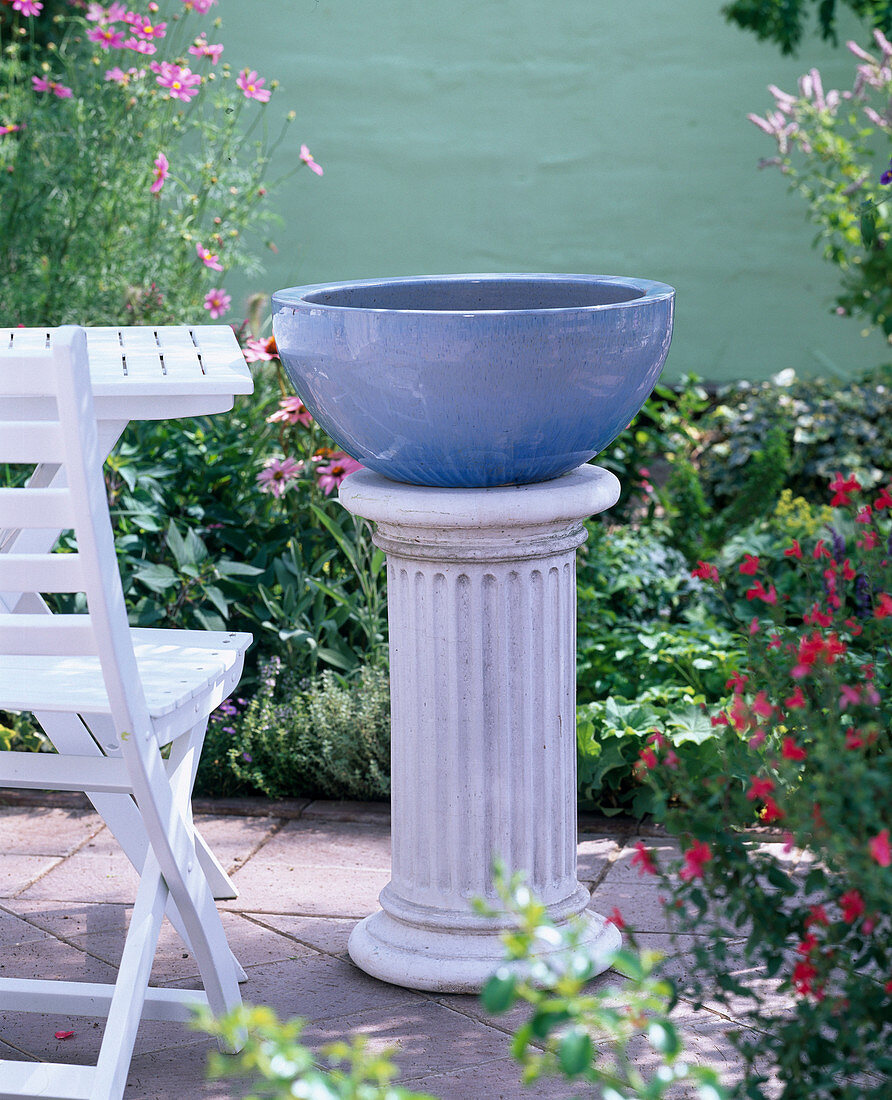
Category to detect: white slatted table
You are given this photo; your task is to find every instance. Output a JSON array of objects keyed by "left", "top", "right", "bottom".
[{"left": 1, "top": 324, "right": 254, "bottom": 908}]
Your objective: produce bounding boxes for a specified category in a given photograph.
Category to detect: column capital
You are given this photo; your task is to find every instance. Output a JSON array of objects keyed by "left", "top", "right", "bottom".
[{"left": 338, "top": 464, "right": 620, "bottom": 562}]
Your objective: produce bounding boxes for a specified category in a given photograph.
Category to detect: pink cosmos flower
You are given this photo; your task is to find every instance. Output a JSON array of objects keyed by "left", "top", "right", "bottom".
[
  {"left": 315, "top": 452, "right": 363, "bottom": 495},
  {"left": 236, "top": 69, "right": 272, "bottom": 102},
  {"left": 243, "top": 335, "right": 278, "bottom": 363},
  {"left": 128, "top": 14, "right": 166, "bottom": 39},
  {"left": 105, "top": 66, "right": 143, "bottom": 85},
  {"left": 87, "top": 1, "right": 127, "bottom": 21},
  {"left": 0, "top": 123, "right": 20, "bottom": 136},
  {"left": 196, "top": 242, "right": 223, "bottom": 272},
  {"left": 188, "top": 33, "right": 224, "bottom": 65},
  {"left": 182, "top": 0, "right": 217, "bottom": 11},
  {"left": 868, "top": 830, "right": 891, "bottom": 867},
  {"left": 256, "top": 456, "right": 302, "bottom": 498},
  {"left": 267, "top": 396, "right": 313, "bottom": 427},
  {"left": 154, "top": 63, "right": 201, "bottom": 100},
  {"left": 87, "top": 25, "right": 125, "bottom": 49},
  {"left": 150, "top": 151, "right": 168, "bottom": 193},
  {"left": 124, "top": 36, "right": 158, "bottom": 56},
  {"left": 13, "top": 0, "right": 43, "bottom": 15},
  {"left": 300, "top": 143, "right": 323, "bottom": 176},
  {"left": 203, "top": 288, "right": 231, "bottom": 319},
  {"left": 32, "top": 76, "right": 74, "bottom": 99}
]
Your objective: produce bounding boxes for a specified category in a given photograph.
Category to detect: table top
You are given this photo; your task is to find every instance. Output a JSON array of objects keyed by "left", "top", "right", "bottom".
[{"left": 1, "top": 324, "right": 253, "bottom": 401}]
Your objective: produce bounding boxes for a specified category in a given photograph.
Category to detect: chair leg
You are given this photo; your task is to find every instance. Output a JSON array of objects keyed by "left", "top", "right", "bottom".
[
  {"left": 122, "top": 739, "right": 243, "bottom": 1034},
  {"left": 90, "top": 851, "right": 169, "bottom": 1100},
  {"left": 32, "top": 711, "right": 248, "bottom": 983}
]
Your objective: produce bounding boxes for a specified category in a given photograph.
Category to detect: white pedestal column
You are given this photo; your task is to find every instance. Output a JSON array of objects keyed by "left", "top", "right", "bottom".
[{"left": 338, "top": 464, "right": 622, "bottom": 993}]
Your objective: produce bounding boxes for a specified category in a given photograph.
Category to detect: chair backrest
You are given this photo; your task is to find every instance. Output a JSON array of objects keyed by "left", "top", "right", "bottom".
[{"left": 0, "top": 326, "right": 152, "bottom": 736}]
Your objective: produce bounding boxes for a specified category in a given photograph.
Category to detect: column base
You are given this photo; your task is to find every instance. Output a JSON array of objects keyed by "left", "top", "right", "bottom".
[{"left": 347, "top": 906, "right": 622, "bottom": 994}]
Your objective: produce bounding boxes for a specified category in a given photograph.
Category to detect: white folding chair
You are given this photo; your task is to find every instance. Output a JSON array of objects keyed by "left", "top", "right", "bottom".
[{"left": 0, "top": 327, "right": 250, "bottom": 1099}]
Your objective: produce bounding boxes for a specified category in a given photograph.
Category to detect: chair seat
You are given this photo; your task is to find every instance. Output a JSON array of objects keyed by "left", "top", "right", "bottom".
[{"left": 0, "top": 627, "right": 252, "bottom": 740}]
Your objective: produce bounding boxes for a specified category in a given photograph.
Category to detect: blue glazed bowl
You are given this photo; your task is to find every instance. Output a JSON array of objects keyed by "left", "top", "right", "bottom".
[{"left": 271, "top": 273, "right": 674, "bottom": 489}]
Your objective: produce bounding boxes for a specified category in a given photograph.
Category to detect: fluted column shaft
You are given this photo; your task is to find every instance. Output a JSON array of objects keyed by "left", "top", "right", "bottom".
[{"left": 338, "top": 464, "right": 622, "bottom": 992}]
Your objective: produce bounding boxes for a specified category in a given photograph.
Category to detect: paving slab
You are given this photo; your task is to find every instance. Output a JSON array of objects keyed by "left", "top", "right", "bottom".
[
  {"left": 0, "top": 853, "right": 65, "bottom": 898},
  {"left": 0, "top": 806, "right": 103, "bottom": 856},
  {"left": 0, "top": 802, "right": 805, "bottom": 1100}
]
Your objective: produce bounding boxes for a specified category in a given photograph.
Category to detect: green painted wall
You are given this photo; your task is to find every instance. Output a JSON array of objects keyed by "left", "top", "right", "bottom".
[{"left": 218, "top": 0, "right": 886, "bottom": 383}]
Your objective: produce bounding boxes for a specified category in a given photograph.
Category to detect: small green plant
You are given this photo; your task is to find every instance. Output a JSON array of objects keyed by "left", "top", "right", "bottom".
[
  {"left": 196, "top": 1003, "right": 437, "bottom": 1100},
  {"left": 477, "top": 869, "right": 728, "bottom": 1099},
  {"left": 196, "top": 656, "right": 391, "bottom": 802}
]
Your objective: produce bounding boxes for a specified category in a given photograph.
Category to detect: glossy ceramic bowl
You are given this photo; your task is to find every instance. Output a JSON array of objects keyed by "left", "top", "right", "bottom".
[{"left": 271, "top": 273, "right": 674, "bottom": 488}]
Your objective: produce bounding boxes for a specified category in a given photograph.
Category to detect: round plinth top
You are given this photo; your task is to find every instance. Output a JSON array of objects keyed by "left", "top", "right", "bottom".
[{"left": 338, "top": 463, "right": 620, "bottom": 529}]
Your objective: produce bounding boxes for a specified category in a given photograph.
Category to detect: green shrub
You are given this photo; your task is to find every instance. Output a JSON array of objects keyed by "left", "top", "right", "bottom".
[
  {"left": 637, "top": 473, "right": 892, "bottom": 1098},
  {"left": 197, "top": 657, "right": 391, "bottom": 802},
  {"left": 0, "top": 0, "right": 307, "bottom": 326}
]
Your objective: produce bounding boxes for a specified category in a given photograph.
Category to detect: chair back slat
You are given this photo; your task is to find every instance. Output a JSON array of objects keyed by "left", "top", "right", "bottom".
[
  {"left": 0, "top": 613, "right": 96, "bottom": 655},
  {"left": 0, "top": 488, "right": 76, "bottom": 528},
  {"left": 0, "top": 553, "right": 86, "bottom": 593},
  {"left": 0, "top": 421, "right": 66, "bottom": 463},
  {"left": 0, "top": 327, "right": 149, "bottom": 717}
]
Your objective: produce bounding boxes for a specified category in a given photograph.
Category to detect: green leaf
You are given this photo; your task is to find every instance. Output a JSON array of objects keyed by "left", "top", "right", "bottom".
[
  {"left": 132, "top": 562, "right": 178, "bottom": 593},
  {"left": 481, "top": 970, "right": 516, "bottom": 1014},
  {"left": 557, "top": 1027, "right": 593, "bottom": 1075},
  {"left": 647, "top": 1019, "right": 681, "bottom": 1057}
]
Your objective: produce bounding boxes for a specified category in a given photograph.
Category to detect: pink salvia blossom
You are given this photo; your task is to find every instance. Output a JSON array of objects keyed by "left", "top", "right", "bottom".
[
  {"left": 868, "top": 830, "right": 892, "bottom": 867},
  {"left": 203, "top": 288, "right": 231, "bottom": 319},
  {"left": 300, "top": 144, "right": 323, "bottom": 176},
  {"left": 236, "top": 69, "right": 272, "bottom": 103}
]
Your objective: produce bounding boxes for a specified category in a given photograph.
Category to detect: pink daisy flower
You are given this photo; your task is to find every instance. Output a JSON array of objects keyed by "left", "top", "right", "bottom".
[
  {"left": 13, "top": 1, "right": 43, "bottom": 15},
  {"left": 315, "top": 452, "right": 363, "bottom": 495},
  {"left": 196, "top": 242, "right": 223, "bottom": 272},
  {"left": 236, "top": 68, "right": 271, "bottom": 103},
  {"left": 243, "top": 335, "right": 278, "bottom": 363},
  {"left": 150, "top": 151, "right": 169, "bottom": 193},
  {"left": 257, "top": 456, "right": 303, "bottom": 498},
  {"left": 267, "top": 396, "right": 313, "bottom": 428},
  {"left": 188, "top": 33, "right": 224, "bottom": 65},
  {"left": 299, "top": 144, "right": 323, "bottom": 176},
  {"left": 203, "top": 288, "right": 231, "bottom": 319}
]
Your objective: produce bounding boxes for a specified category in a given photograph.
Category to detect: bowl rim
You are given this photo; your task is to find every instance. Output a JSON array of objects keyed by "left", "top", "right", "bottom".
[{"left": 271, "top": 272, "right": 675, "bottom": 316}]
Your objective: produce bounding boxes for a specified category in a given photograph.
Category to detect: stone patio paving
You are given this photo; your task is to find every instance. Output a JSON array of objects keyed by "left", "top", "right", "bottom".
[{"left": 0, "top": 797, "right": 793, "bottom": 1098}]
